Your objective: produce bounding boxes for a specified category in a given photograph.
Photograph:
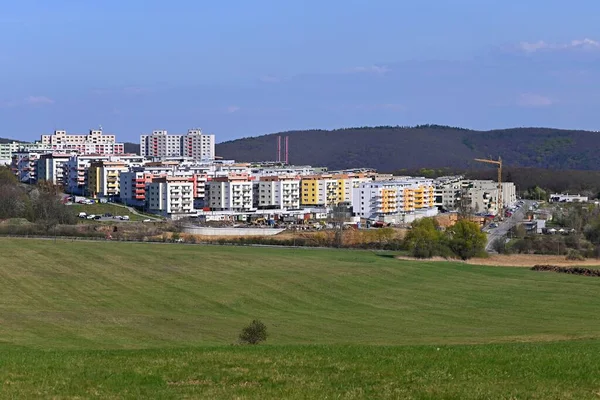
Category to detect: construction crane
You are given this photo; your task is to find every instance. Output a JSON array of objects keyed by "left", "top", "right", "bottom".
[{"left": 474, "top": 157, "right": 503, "bottom": 219}]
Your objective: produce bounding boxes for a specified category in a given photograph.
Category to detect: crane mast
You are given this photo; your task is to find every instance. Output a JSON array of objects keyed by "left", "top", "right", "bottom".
[{"left": 474, "top": 157, "right": 503, "bottom": 219}]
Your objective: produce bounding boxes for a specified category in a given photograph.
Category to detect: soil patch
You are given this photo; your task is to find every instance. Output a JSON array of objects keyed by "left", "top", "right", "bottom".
[{"left": 396, "top": 254, "right": 600, "bottom": 268}]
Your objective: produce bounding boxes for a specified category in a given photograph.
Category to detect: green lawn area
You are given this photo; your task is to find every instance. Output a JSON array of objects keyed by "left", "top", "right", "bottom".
[
  {"left": 67, "top": 202, "right": 145, "bottom": 221},
  {"left": 1, "top": 238, "right": 599, "bottom": 398}
]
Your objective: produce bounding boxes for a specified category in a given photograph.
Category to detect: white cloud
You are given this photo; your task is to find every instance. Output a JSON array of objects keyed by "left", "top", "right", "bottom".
[
  {"left": 518, "top": 38, "right": 600, "bottom": 53},
  {"left": 348, "top": 65, "right": 391, "bottom": 74},
  {"left": 1, "top": 96, "right": 55, "bottom": 107},
  {"left": 25, "top": 96, "right": 54, "bottom": 105},
  {"left": 517, "top": 93, "right": 555, "bottom": 107},
  {"left": 226, "top": 105, "right": 240, "bottom": 113}
]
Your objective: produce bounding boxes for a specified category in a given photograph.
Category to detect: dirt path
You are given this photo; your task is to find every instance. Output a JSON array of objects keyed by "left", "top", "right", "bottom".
[{"left": 396, "top": 254, "right": 600, "bottom": 267}]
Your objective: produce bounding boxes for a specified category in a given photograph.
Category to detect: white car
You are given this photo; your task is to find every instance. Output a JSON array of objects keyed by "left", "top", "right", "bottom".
[
  {"left": 86, "top": 214, "right": 96, "bottom": 220},
  {"left": 120, "top": 216, "right": 130, "bottom": 221}
]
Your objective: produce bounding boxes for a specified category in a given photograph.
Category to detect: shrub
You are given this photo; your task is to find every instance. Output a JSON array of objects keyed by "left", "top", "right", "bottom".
[
  {"left": 566, "top": 249, "right": 585, "bottom": 261},
  {"left": 491, "top": 237, "right": 508, "bottom": 254},
  {"left": 239, "top": 320, "right": 268, "bottom": 345}
]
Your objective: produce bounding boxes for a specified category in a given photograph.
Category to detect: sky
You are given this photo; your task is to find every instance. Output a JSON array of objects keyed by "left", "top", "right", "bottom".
[{"left": 1, "top": 0, "right": 600, "bottom": 143}]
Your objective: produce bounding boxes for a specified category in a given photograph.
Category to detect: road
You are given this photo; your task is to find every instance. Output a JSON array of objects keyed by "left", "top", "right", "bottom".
[{"left": 484, "top": 200, "right": 533, "bottom": 252}]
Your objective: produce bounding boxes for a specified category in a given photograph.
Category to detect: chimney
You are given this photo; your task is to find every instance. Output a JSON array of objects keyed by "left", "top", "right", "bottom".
[{"left": 277, "top": 136, "right": 281, "bottom": 162}]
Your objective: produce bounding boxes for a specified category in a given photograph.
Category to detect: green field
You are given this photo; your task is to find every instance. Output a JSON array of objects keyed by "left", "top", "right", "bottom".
[{"left": 1, "top": 238, "right": 599, "bottom": 398}]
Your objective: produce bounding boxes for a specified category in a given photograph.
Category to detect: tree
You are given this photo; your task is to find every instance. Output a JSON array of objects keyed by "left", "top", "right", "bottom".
[
  {"left": 239, "top": 320, "right": 268, "bottom": 345},
  {"left": 404, "top": 218, "right": 446, "bottom": 258},
  {"left": 445, "top": 219, "right": 487, "bottom": 260},
  {"left": 491, "top": 237, "right": 508, "bottom": 254}
]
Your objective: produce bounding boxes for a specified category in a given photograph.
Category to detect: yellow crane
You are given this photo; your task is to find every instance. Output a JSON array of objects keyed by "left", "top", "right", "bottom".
[{"left": 474, "top": 157, "right": 503, "bottom": 219}]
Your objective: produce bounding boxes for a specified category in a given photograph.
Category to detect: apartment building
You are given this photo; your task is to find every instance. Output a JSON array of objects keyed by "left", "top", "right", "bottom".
[
  {"left": 256, "top": 175, "right": 301, "bottom": 210},
  {"left": 468, "top": 180, "right": 517, "bottom": 215},
  {"left": 0, "top": 141, "right": 52, "bottom": 165},
  {"left": 11, "top": 150, "right": 49, "bottom": 183},
  {"left": 40, "top": 129, "right": 124, "bottom": 155},
  {"left": 207, "top": 174, "right": 254, "bottom": 211},
  {"left": 36, "top": 153, "right": 73, "bottom": 186},
  {"left": 88, "top": 161, "right": 129, "bottom": 199},
  {"left": 352, "top": 178, "right": 437, "bottom": 223},
  {"left": 140, "top": 129, "right": 215, "bottom": 160},
  {"left": 300, "top": 174, "right": 371, "bottom": 207},
  {"left": 147, "top": 176, "right": 195, "bottom": 218},
  {"left": 434, "top": 177, "right": 517, "bottom": 215}
]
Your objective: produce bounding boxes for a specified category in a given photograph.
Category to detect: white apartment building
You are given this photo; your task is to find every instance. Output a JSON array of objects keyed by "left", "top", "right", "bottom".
[
  {"left": 41, "top": 129, "right": 125, "bottom": 155},
  {"left": 0, "top": 141, "right": 52, "bottom": 165},
  {"left": 256, "top": 176, "right": 301, "bottom": 210},
  {"left": 147, "top": 176, "right": 195, "bottom": 218},
  {"left": 36, "top": 153, "right": 74, "bottom": 186},
  {"left": 140, "top": 129, "right": 215, "bottom": 161},
  {"left": 207, "top": 175, "right": 254, "bottom": 212},
  {"left": 352, "top": 178, "right": 438, "bottom": 223}
]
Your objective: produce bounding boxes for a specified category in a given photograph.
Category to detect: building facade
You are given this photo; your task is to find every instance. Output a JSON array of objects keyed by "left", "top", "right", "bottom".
[
  {"left": 88, "top": 161, "right": 129, "bottom": 199},
  {"left": 140, "top": 129, "right": 215, "bottom": 161},
  {"left": 207, "top": 175, "right": 254, "bottom": 211},
  {"left": 147, "top": 176, "right": 195, "bottom": 218},
  {"left": 36, "top": 153, "right": 73, "bottom": 186},
  {"left": 256, "top": 175, "right": 301, "bottom": 210},
  {"left": 352, "top": 178, "right": 437, "bottom": 223},
  {"left": 40, "top": 129, "right": 124, "bottom": 155}
]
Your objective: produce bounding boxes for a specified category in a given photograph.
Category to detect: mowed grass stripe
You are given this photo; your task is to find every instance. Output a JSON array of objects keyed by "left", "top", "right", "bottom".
[{"left": 1, "top": 238, "right": 600, "bottom": 349}]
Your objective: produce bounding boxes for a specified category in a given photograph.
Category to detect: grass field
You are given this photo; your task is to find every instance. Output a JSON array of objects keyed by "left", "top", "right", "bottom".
[{"left": 1, "top": 238, "right": 600, "bottom": 398}]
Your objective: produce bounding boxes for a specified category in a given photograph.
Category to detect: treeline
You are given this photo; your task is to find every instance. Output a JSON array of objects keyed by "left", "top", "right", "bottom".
[{"left": 0, "top": 167, "right": 75, "bottom": 229}]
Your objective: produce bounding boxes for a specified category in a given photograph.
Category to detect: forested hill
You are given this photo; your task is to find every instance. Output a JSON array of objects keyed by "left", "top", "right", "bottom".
[{"left": 215, "top": 125, "right": 600, "bottom": 171}]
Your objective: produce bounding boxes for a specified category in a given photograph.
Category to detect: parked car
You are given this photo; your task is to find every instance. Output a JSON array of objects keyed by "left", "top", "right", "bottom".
[
  {"left": 93, "top": 215, "right": 102, "bottom": 220},
  {"left": 120, "top": 215, "right": 130, "bottom": 221},
  {"left": 143, "top": 219, "right": 152, "bottom": 223},
  {"left": 113, "top": 215, "right": 121, "bottom": 219},
  {"left": 78, "top": 212, "right": 87, "bottom": 218},
  {"left": 86, "top": 214, "right": 96, "bottom": 220},
  {"left": 103, "top": 213, "right": 112, "bottom": 217}
]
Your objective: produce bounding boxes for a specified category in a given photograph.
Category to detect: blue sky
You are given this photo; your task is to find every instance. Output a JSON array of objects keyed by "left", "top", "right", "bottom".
[{"left": 1, "top": 0, "right": 600, "bottom": 142}]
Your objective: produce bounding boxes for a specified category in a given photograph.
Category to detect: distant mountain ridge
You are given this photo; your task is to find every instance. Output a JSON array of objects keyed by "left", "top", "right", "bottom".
[{"left": 215, "top": 125, "right": 600, "bottom": 171}]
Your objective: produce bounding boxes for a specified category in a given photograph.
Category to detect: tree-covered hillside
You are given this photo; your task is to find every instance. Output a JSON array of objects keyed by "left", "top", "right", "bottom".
[{"left": 216, "top": 125, "right": 600, "bottom": 171}]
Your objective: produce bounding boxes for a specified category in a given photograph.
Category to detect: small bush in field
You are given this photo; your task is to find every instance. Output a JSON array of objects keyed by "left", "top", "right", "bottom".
[{"left": 239, "top": 320, "right": 268, "bottom": 345}]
